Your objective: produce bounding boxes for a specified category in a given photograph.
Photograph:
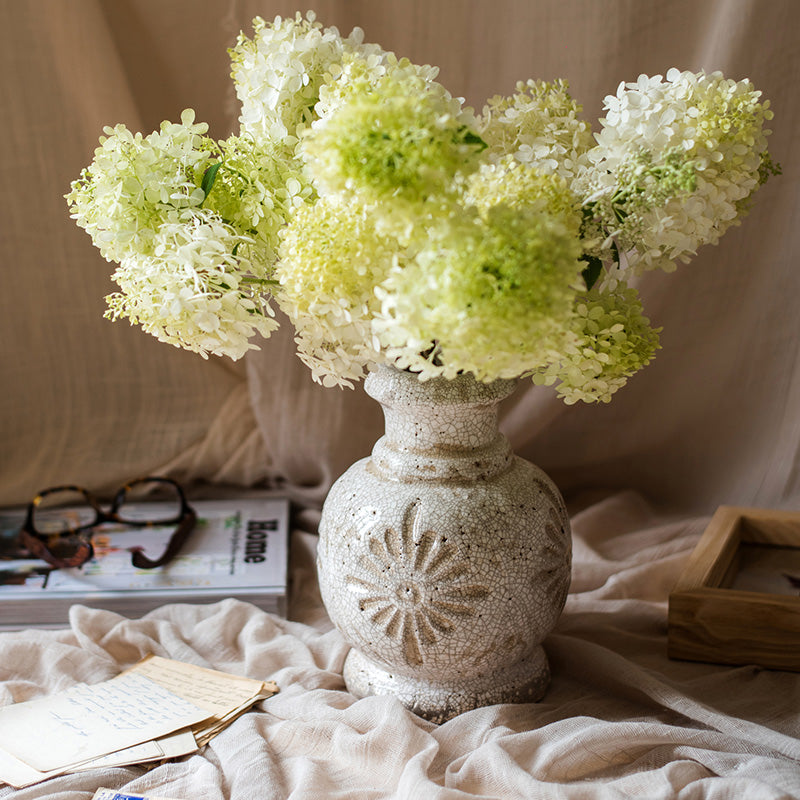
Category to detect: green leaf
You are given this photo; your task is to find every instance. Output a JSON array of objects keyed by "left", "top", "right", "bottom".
[
  {"left": 200, "top": 162, "right": 222, "bottom": 203},
  {"left": 581, "top": 256, "right": 603, "bottom": 291},
  {"left": 460, "top": 128, "right": 488, "bottom": 151}
]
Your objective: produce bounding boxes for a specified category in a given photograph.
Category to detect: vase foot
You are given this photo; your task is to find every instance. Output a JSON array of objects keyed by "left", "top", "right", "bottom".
[{"left": 342, "top": 646, "right": 550, "bottom": 724}]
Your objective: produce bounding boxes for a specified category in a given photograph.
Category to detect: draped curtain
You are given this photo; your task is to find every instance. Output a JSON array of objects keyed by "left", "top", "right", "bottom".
[{"left": 0, "top": 0, "right": 797, "bottom": 515}]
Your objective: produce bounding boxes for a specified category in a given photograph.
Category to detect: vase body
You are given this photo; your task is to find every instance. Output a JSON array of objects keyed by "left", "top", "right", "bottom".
[{"left": 317, "top": 366, "right": 571, "bottom": 723}]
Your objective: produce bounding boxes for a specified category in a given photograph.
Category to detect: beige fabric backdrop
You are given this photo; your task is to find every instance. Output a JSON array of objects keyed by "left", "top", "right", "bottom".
[
  {"left": 1, "top": 3, "right": 799, "bottom": 800},
  {"left": 1, "top": 0, "right": 798, "bottom": 516}
]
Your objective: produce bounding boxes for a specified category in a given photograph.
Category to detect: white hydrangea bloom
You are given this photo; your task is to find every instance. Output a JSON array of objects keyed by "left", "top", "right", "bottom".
[
  {"left": 105, "top": 213, "right": 277, "bottom": 360},
  {"left": 582, "top": 69, "right": 775, "bottom": 276},
  {"left": 66, "top": 109, "right": 213, "bottom": 263},
  {"left": 478, "top": 80, "right": 594, "bottom": 182},
  {"left": 230, "top": 11, "right": 361, "bottom": 145}
]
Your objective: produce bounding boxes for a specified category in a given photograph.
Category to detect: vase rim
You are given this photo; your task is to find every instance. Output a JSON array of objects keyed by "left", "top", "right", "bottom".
[{"left": 365, "top": 364, "right": 517, "bottom": 405}]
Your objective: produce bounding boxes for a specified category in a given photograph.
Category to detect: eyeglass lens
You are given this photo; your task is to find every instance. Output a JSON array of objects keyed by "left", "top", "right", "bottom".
[
  {"left": 114, "top": 479, "right": 184, "bottom": 525},
  {"left": 32, "top": 489, "right": 98, "bottom": 534}
]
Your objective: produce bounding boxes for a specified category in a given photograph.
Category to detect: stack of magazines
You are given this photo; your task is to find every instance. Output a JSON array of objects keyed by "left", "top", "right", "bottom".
[{"left": 0, "top": 496, "right": 289, "bottom": 628}]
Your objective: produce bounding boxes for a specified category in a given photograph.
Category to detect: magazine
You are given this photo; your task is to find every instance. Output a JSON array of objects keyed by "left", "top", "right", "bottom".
[{"left": 0, "top": 496, "right": 289, "bottom": 629}]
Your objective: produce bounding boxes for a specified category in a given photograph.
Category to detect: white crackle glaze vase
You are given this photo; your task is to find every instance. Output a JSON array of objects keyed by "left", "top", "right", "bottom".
[{"left": 317, "top": 365, "right": 571, "bottom": 723}]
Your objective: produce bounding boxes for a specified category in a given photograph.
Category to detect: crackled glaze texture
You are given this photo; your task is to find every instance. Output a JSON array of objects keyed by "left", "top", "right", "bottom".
[{"left": 317, "top": 366, "right": 571, "bottom": 723}]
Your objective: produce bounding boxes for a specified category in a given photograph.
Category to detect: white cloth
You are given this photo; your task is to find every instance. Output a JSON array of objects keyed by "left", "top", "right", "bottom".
[{"left": 1, "top": 495, "right": 799, "bottom": 799}]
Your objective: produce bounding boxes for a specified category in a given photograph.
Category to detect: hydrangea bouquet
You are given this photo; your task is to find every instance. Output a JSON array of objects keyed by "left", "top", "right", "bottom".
[{"left": 67, "top": 12, "right": 778, "bottom": 403}]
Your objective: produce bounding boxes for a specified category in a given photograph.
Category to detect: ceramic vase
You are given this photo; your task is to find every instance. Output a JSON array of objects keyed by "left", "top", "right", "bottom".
[{"left": 317, "top": 365, "right": 571, "bottom": 723}]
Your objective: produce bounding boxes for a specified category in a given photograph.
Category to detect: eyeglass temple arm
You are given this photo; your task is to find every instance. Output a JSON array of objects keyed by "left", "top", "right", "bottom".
[
  {"left": 18, "top": 528, "right": 93, "bottom": 570},
  {"left": 129, "top": 507, "right": 198, "bottom": 570}
]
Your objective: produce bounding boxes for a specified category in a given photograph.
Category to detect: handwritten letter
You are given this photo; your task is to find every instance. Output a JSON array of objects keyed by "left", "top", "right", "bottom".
[{"left": 0, "top": 672, "right": 210, "bottom": 772}]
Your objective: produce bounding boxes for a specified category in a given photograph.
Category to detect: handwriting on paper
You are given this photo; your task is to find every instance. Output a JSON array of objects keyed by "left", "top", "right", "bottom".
[
  {"left": 0, "top": 672, "right": 211, "bottom": 772},
  {"left": 126, "top": 655, "right": 267, "bottom": 714}
]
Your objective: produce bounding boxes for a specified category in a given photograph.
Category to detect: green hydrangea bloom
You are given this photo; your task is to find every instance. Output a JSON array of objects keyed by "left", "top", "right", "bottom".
[
  {"left": 301, "top": 74, "right": 485, "bottom": 209},
  {"left": 374, "top": 200, "right": 583, "bottom": 382},
  {"left": 532, "top": 286, "right": 661, "bottom": 403},
  {"left": 276, "top": 195, "right": 400, "bottom": 386},
  {"left": 316, "top": 49, "right": 453, "bottom": 121},
  {"left": 203, "top": 135, "right": 314, "bottom": 265},
  {"left": 465, "top": 157, "right": 583, "bottom": 234}
]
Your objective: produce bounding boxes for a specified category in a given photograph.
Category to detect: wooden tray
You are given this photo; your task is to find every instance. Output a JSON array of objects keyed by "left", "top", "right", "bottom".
[{"left": 668, "top": 506, "right": 800, "bottom": 671}]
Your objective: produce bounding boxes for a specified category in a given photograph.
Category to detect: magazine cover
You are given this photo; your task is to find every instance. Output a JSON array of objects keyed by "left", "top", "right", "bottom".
[{"left": 0, "top": 496, "right": 289, "bottom": 628}]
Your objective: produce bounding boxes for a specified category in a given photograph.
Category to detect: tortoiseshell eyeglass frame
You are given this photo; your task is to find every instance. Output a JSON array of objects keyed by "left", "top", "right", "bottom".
[{"left": 19, "top": 477, "right": 197, "bottom": 571}]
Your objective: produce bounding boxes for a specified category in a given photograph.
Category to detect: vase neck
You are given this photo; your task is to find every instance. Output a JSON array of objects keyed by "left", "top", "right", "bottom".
[{"left": 364, "top": 366, "right": 516, "bottom": 482}]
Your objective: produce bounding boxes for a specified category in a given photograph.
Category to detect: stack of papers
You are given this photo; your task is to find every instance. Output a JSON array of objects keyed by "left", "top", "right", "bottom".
[{"left": 0, "top": 655, "right": 277, "bottom": 788}]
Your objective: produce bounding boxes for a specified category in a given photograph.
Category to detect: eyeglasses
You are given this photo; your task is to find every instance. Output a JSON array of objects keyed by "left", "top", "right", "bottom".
[{"left": 19, "top": 477, "right": 197, "bottom": 570}]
